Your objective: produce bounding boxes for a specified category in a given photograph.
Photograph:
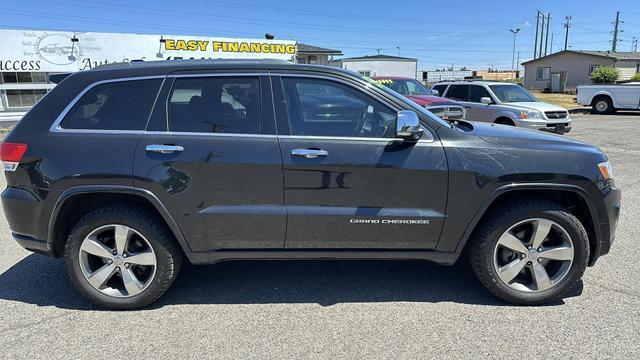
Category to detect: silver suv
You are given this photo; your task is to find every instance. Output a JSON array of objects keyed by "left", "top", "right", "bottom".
[{"left": 432, "top": 81, "right": 571, "bottom": 134}]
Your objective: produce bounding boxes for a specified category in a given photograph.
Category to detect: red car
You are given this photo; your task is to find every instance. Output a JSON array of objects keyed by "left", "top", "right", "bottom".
[{"left": 372, "top": 76, "right": 466, "bottom": 121}]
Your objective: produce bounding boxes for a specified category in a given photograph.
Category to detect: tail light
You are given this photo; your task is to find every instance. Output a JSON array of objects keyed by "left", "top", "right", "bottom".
[{"left": 0, "top": 142, "right": 28, "bottom": 171}]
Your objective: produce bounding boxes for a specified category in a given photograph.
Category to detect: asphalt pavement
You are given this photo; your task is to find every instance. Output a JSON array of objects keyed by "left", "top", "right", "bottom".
[{"left": 0, "top": 113, "right": 638, "bottom": 359}]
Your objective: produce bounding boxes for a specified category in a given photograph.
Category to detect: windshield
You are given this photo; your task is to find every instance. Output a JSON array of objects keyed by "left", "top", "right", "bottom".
[
  {"left": 374, "top": 78, "right": 431, "bottom": 96},
  {"left": 489, "top": 85, "right": 539, "bottom": 103},
  {"left": 363, "top": 77, "right": 450, "bottom": 128}
]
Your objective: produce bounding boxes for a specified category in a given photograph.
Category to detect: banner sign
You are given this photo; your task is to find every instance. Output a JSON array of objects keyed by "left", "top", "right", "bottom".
[{"left": 0, "top": 29, "right": 297, "bottom": 72}]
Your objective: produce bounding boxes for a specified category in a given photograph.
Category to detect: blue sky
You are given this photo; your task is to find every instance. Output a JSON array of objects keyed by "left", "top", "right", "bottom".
[{"left": 2, "top": 0, "right": 640, "bottom": 70}]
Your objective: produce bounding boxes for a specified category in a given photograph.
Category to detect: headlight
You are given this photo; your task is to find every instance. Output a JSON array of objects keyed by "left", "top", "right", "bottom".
[
  {"left": 598, "top": 161, "right": 613, "bottom": 180},
  {"left": 519, "top": 109, "right": 544, "bottom": 119}
]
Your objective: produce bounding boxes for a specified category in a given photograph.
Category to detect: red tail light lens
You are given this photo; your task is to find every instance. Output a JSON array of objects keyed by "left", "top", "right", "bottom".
[{"left": 0, "top": 142, "right": 28, "bottom": 162}]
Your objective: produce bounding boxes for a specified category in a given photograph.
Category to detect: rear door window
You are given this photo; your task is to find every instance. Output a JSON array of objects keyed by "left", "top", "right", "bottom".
[
  {"left": 167, "top": 77, "right": 261, "bottom": 134},
  {"left": 60, "top": 79, "right": 162, "bottom": 130},
  {"left": 445, "top": 85, "right": 470, "bottom": 101}
]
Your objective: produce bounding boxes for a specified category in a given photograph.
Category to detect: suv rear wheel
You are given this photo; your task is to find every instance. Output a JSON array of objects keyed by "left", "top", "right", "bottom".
[
  {"left": 470, "top": 199, "right": 589, "bottom": 305},
  {"left": 64, "top": 205, "right": 183, "bottom": 309}
]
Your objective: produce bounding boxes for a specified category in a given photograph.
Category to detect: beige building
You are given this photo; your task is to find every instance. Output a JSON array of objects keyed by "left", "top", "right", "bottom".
[
  {"left": 522, "top": 50, "right": 640, "bottom": 92},
  {"left": 296, "top": 43, "right": 342, "bottom": 65}
]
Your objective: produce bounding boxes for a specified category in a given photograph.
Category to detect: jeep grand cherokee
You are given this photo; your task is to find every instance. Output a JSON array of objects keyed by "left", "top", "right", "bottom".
[{"left": 1, "top": 60, "right": 620, "bottom": 309}]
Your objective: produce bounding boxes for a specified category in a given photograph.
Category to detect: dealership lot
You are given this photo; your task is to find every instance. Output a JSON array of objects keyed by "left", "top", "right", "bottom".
[{"left": 0, "top": 113, "right": 638, "bottom": 359}]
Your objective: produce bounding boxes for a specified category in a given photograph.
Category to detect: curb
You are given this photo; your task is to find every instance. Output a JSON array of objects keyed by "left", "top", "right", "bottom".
[{"left": 568, "top": 107, "right": 591, "bottom": 114}]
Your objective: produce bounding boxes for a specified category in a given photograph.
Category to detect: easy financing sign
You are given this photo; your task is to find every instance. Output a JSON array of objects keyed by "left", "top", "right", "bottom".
[{"left": 0, "top": 29, "right": 297, "bottom": 73}]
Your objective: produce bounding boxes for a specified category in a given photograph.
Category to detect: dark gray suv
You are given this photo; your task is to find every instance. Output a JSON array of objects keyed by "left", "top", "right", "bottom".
[{"left": 1, "top": 60, "right": 620, "bottom": 309}]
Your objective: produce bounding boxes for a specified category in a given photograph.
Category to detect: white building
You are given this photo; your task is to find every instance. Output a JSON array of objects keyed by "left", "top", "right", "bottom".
[{"left": 330, "top": 54, "right": 419, "bottom": 79}]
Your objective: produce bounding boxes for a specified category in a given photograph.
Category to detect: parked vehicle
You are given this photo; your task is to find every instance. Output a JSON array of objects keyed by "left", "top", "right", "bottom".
[
  {"left": 372, "top": 76, "right": 465, "bottom": 122},
  {"left": 433, "top": 81, "right": 572, "bottom": 134},
  {"left": 1, "top": 60, "right": 620, "bottom": 309},
  {"left": 576, "top": 82, "right": 640, "bottom": 114}
]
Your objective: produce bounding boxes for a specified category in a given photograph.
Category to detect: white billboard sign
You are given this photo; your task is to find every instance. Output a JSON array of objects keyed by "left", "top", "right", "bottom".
[{"left": 0, "top": 29, "right": 297, "bottom": 73}]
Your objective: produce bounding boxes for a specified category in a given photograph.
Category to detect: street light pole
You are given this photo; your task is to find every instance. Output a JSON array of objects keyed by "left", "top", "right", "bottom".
[{"left": 510, "top": 28, "right": 521, "bottom": 79}]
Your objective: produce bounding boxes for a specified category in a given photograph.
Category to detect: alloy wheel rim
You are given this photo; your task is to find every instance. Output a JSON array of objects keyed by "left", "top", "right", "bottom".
[
  {"left": 595, "top": 100, "right": 608, "bottom": 112},
  {"left": 493, "top": 218, "right": 574, "bottom": 293},
  {"left": 78, "top": 224, "right": 157, "bottom": 298}
]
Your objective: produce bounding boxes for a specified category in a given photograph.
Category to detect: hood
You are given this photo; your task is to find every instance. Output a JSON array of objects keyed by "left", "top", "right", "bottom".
[
  {"left": 500, "top": 101, "right": 568, "bottom": 113},
  {"left": 471, "top": 121, "right": 602, "bottom": 154},
  {"left": 405, "top": 95, "right": 459, "bottom": 107}
]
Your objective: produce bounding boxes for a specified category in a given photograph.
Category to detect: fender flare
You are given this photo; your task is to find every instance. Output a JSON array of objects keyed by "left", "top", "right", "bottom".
[
  {"left": 590, "top": 91, "right": 616, "bottom": 108},
  {"left": 450, "top": 182, "right": 601, "bottom": 262},
  {"left": 47, "top": 185, "right": 193, "bottom": 258}
]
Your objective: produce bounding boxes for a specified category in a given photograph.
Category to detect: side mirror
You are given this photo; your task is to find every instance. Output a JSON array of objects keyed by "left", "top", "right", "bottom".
[
  {"left": 480, "top": 97, "right": 493, "bottom": 105},
  {"left": 396, "top": 110, "right": 423, "bottom": 140},
  {"left": 431, "top": 89, "right": 440, "bottom": 96}
]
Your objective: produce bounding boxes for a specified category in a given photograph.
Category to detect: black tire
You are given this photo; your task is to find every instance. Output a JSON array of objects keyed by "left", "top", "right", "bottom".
[
  {"left": 591, "top": 96, "right": 614, "bottom": 115},
  {"left": 494, "top": 117, "right": 515, "bottom": 126},
  {"left": 64, "top": 205, "right": 183, "bottom": 310},
  {"left": 469, "top": 199, "right": 589, "bottom": 305}
]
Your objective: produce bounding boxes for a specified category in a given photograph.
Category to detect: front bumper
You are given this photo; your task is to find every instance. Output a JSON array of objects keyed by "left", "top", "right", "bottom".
[
  {"left": 514, "top": 117, "right": 572, "bottom": 134},
  {"left": 590, "top": 185, "right": 622, "bottom": 265}
]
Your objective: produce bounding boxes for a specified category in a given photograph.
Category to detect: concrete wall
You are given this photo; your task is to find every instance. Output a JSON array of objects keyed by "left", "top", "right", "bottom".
[
  {"left": 524, "top": 53, "right": 615, "bottom": 91},
  {"left": 341, "top": 60, "right": 418, "bottom": 79}
]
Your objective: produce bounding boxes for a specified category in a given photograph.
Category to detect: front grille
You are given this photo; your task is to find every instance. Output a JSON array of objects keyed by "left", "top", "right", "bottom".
[
  {"left": 427, "top": 105, "right": 465, "bottom": 121},
  {"left": 546, "top": 123, "right": 569, "bottom": 127},
  {"left": 545, "top": 111, "right": 568, "bottom": 119}
]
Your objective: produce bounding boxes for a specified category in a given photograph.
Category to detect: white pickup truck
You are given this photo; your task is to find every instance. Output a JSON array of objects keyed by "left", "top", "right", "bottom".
[{"left": 577, "top": 82, "right": 640, "bottom": 114}]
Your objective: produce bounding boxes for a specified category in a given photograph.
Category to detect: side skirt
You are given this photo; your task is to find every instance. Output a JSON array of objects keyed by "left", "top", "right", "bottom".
[{"left": 187, "top": 249, "right": 458, "bottom": 265}]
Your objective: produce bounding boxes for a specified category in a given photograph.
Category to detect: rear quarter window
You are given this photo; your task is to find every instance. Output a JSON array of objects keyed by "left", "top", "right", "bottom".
[{"left": 59, "top": 78, "right": 162, "bottom": 130}]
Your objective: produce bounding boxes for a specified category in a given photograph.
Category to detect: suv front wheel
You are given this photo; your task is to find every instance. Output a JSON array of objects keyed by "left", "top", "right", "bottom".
[
  {"left": 470, "top": 199, "right": 589, "bottom": 305},
  {"left": 64, "top": 205, "right": 183, "bottom": 309}
]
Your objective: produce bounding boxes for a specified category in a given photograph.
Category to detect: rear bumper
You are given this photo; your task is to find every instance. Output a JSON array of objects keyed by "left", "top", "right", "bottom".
[
  {"left": 12, "top": 233, "right": 52, "bottom": 256},
  {"left": 2, "top": 186, "right": 53, "bottom": 256}
]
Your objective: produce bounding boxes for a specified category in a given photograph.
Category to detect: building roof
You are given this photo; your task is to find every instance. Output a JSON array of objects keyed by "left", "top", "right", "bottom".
[
  {"left": 522, "top": 50, "right": 640, "bottom": 65},
  {"left": 338, "top": 54, "right": 418, "bottom": 62},
  {"left": 297, "top": 43, "right": 342, "bottom": 55}
]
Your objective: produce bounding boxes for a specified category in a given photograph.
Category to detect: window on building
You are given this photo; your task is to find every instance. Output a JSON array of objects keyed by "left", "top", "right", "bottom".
[
  {"left": 358, "top": 70, "right": 371, "bottom": 77},
  {"left": 5, "top": 89, "right": 48, "bottom": 108},
  {"left": 297, "top": 57, "right": 306, "bottom": 64},
  {"left": 536, "top": 67, "right": 551, "bottom": 80},
  {"left": 1, "top": 72, "right": 48, "bottom": 83},
  {"left": 60, "top": 79, "right": 162, "bottom": 130},
  {"left": 588, "top": 65, "right": 601, "bottom": 74},
  {"left": 282, "top": 77, "right": 396, "bottom": 138},
  {"left": 308, "top": 55, "right": 318, "bottom": 64},
  {"left": 167, "top": 77, "right": 262, "bottom": 134}
]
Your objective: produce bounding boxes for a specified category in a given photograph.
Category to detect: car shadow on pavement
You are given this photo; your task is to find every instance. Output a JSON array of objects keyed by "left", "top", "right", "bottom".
[{"left": 0, "top": 254, "right": 583, "bottom": 310}]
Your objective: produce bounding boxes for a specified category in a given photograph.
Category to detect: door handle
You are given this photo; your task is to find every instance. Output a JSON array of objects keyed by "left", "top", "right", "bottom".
[
  {"left": 146, "top": 144, "right": 184, "bottom": 154},
  {"left": 463, "top": 106, "right": 471, "bottom": 109},
  {"left": 291, "top": 148, "right": 329, "bottom": 159}
]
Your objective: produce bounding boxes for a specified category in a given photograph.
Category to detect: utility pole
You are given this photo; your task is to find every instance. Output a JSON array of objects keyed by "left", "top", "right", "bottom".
[
  {"left": 544, "top": 13, "right": 551, "bottom": 56},
  {"left": 550, "top": 33, "right": 554, "bottom": 54},
  {"left": 396, "top": 46, "right": 400, "bottom": 56},
  {"left": 539, "top": 12, "right": 546, "bottom": 58},
  {"left": 631, "top": 37, "right": 637, "bottom": 52},
  {"left": 534, "top": 11, "right": 541, "bottom": 59},
  {"left": 611, "top": 11, "right": 623, "bottom": 52},
  {"left": 564, "top": 16, "right": 571, "bottom": 51},
  {"left": 510, "top": 28, "right": 521, "bottom": 78},
  {"left": 376, "top": 49, "right": 382, "bottom": 55}
]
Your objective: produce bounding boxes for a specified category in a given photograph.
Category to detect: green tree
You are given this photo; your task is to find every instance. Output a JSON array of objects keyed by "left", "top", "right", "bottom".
[
  {"left": 590, "top": 66, "right": 620, "bottom": 84},
  {"left": 631, "top": 72, "right": 640, "bottom": 81}
]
